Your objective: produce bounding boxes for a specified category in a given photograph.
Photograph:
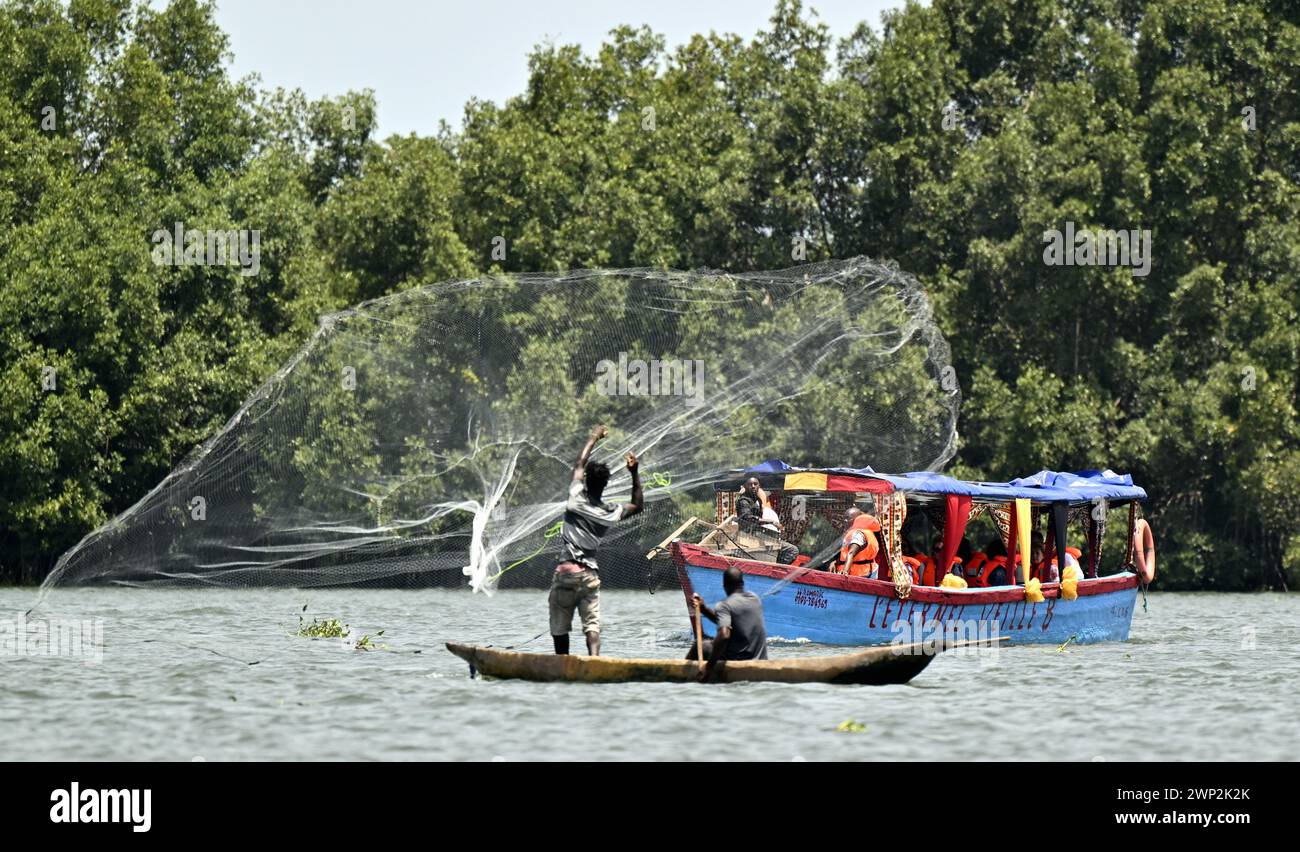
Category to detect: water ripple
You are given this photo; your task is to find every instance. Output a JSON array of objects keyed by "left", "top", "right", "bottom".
[{"left": 2, "top": 588, "right": 1296, "bottom": 760}]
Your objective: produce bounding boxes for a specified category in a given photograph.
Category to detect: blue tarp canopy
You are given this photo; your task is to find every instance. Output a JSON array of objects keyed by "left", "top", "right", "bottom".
[
  {"left": 879, "top": 470, "right": 1145, "bottom": 505},
  {"left": 728, "top": 460, "right": 1145, "bottom": 505},
  {"left": 1008, "top": 469, "right": 1147, "bottom": 503},
  {"left": 869, "top": 472, "right": 1069, "bottom": 502}
]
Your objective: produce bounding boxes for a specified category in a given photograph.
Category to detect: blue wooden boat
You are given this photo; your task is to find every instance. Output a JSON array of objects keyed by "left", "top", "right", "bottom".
[{"left": 670, "top": 462, "right": 1151, "bottom": 647}]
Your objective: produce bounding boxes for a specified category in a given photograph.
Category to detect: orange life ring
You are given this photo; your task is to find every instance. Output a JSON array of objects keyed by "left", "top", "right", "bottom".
[{"left": 1133, "top": 518, "right": 1156, "bottom": 583}]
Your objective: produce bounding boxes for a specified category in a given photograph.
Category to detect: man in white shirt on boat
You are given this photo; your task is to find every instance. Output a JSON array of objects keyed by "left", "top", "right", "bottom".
[{"left": 735, "top": 477, "right": 799, "bottom": 564}]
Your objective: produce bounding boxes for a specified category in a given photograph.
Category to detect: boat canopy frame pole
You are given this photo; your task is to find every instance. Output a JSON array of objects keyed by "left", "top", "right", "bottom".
[{"left": 645, "top": 516, "right": 703, "bottom": 561}]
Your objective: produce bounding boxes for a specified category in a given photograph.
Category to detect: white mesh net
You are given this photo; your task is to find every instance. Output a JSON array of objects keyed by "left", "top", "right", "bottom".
[{"left": 40, "top": 258, "right": 959, "bottom": 594}]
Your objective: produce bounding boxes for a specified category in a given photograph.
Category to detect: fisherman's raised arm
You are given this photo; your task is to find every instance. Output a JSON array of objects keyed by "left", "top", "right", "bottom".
[
  {"left": 573, "top": 424, "right": 607, "bottom": 481},
  {"left": 621, "top": 451, "right": 644, "bottom": 518}
]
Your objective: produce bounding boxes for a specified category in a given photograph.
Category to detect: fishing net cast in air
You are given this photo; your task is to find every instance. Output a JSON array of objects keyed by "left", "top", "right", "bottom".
[{"left": 40, "top": 257, "right": 960, "bottom": 596}]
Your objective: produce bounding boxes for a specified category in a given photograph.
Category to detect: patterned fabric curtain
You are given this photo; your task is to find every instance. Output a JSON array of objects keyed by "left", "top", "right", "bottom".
[
  {"left": 1084, "top": 499, "right": 1107, "bottom": 577},
  {"left": 990, "top": 506, "right": 1010, "bottom": 540},
  {"left": 888, "top": 492, "right": 911, "bottom": 598}
]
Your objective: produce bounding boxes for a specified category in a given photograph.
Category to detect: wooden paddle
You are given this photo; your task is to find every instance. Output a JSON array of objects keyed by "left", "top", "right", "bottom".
[{"left": 693, "top": 596, "right": 705, "bottom": 672}]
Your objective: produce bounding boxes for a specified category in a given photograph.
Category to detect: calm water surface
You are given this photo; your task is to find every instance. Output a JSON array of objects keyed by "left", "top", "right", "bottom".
[{"left": 1, "top": 587, "right": 1295, "bottom": 760}]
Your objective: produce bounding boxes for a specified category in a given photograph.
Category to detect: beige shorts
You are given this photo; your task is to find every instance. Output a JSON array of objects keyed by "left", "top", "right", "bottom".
[{"left": 549, "top": 569, "right": 601, "bottom": 636}]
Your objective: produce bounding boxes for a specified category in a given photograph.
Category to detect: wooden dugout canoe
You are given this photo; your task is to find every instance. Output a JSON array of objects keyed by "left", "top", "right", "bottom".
[{"left": 445, "top": 640, "right": 976, "bottom": 685}]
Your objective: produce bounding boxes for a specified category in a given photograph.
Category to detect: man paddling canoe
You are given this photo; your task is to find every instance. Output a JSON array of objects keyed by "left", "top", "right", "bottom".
[
  {"left": 550, "top": 425, "right": 643, "bottom": 657},
  {"left": 687, "top": 566, "right": 769, "bottom": 681}
]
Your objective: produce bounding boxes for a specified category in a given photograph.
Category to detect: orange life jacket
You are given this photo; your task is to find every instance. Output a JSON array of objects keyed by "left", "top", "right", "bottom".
[
  {"left": 967, "top": 554, "right": 1007, "bottom": 588},
  {"left": 916, "top": 554, "right": 962, "bottom": 586},
  {"left": 1030, "top": 549, "right": 1079, "bottom": 582},
  {"left": 837, "top": 515, "right": 880, "bottom": 576}
]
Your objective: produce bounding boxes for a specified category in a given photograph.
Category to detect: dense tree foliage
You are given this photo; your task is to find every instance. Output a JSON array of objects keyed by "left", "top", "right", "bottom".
[{"left": 2, "top": 0, "right": 1297, "bottom": 588}]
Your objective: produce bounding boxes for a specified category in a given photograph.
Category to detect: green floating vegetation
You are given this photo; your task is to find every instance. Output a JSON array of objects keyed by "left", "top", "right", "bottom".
[
  {"left": 295, "top": 610, "right": 388, "bottom": 651},
  {"left": 354, "top": 631, "right": 386, "bottom": 652},
  {"left": 836, "top": 719, "right": 868, "bottom": 734},
  {"left": 296, "top": 615, "right": 349, "bottom": 639}
]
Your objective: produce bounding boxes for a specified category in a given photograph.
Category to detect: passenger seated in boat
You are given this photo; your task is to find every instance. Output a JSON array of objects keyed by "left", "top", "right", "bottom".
[
  {"left": 834, "top": 507, "right": 881, "bottom": 577},
  {"left": 687, "top": 567, "right": 769, "bottom": 680},
  {"left": 1062, "top": 546, "right": 1083, "bottom": 574},
  {"left": 1026, "top": 532, "right": 1059, "bottom": 583},
  {"left": 914, "top": 535, "right": 963, "bottom": 586},
  {"left": 1029, "top": 534, "right": 1083, "bottom": 582},
  {"left": 736, "top": 477, "right": 799, "bottom": 564},
  {"left": 1043, "top": 543, "right": 1082, "bottom": 578},
  {"left": 1061, "top": 553, "right": 1085, "bottom": 583},
  {"left": 965, "top": 538, "right": 1009, "bottom": 587},
  {"left": 900, "top": 538, "right": 922, "bottom": 583}
]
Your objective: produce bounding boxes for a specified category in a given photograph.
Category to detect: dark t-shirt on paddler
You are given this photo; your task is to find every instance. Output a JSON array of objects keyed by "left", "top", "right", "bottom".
[{"left": 714, "top": 589, "right": 768, "bottom": 660}]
